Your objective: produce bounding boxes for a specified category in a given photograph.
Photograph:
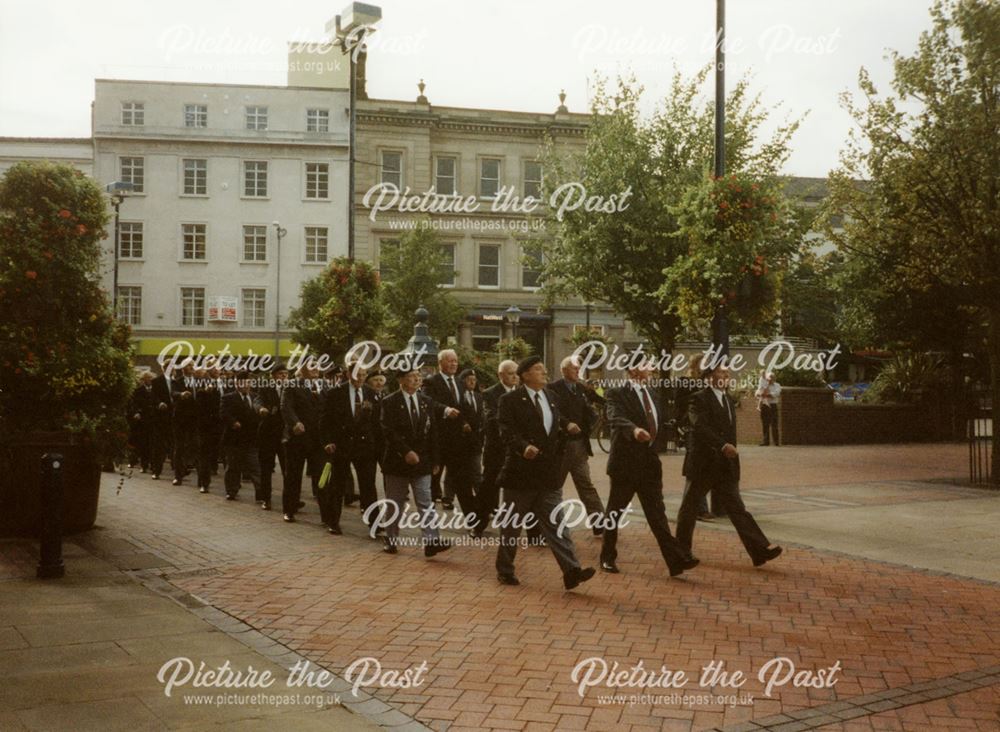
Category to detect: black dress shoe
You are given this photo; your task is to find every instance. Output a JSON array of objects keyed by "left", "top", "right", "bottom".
[
  {"left": 383, "top": 538, "right": 398, "bottom": 554},
  {"left": 151, "top": 474, "right": 159, "bottom": 480},
  {"left": 697, "top": 512, "right": 715, "bottom": 522},
  {"left": 328, "top": 525, "right": 342, "bottom": 535},
  {"left": 172, "top": 478, "right": 182, "bottom": 486},
  {"left": 199, "top": 486, "right": 209, "bottom": 494},
  {"left": 753, "top": 546, "right": 783, "bottom": 567},
  {"left": 225, "top": 493, "right": 237, "bottom": 501},
  {"left": 261, "top": 501, "right": 271, "bottom": 511},
  {"left": 441, "top": 501, "right": 454, "bottom": 511},
  {"left": 424, "top": 539, "right": 452, "bottom": 558},
  {"left": 592, "top": 527, "right": 604, "bottom": 537},
  {"left": 283, "top": 513, "right": 296, "bottom": 523},
  {"left": 669, "top": 556, "right": 701, "bottom": 577},
  {"left": 297, "top": 501, "right": 306, "bottom": 510},
  {"left": 600, "top": 561, "right": 620, "bottom": 574},
  {"left": 564, "top": 566, "right": 596, "bottom": 590},
  {"left": 497, "top": 573, "right": 520, "bottom": 586}
]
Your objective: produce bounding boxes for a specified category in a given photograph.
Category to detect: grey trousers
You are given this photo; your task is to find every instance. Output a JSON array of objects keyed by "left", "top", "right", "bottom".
[
  {"left": 496, "top": 485, "right": 581, "bottom": 577},
  {"left": 384, "top": 473, "right": 440, "bottom": 544},
  {"left": 556, "top": 439, "right": 605, "bottom": 519}
]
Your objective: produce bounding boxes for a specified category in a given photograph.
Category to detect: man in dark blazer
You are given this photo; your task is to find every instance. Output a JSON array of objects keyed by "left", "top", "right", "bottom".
[
  {"left": 676, "top": 364, "right": 783, "bottom": 567},
  {"left": 422, "top": 349, "right": 477, "bottom": 518},
  {"left": 600, "top": 364, "right": 699, "bottom": 577},
  {"left": 254, "top": 363, "right": 288, "bottom": 511},
  {"left": 194, "top": 368, "right": 222, "bottom": 494},
  {"left": 148, "top": 364, "right": 174, "bottom": 479},
  {"left": 280, "top": 364, "right": 325, "bottom": 522},
  {"left": 472, "top": 360, "right": 519, "bottom": 537},
  {"left": 550, "top": 356, "right": 605, "bottom": 536},
  {"left": 219, "top": 372, "right": 261, "bottom": 500},
  {"left": 321, "top": 361, "right": 381, "bottom": 535},
  {"left": 379, "top": 367, "right": 451, "bottom": 557},
  {"left": 170, "top": 361, "right": 199, "bottom": 486},
  {"left": 495, "top": 356, "right": 595, "bottom": 590},
  {"left": 128, "top": 371, "right": 156, "bottom": 472}
]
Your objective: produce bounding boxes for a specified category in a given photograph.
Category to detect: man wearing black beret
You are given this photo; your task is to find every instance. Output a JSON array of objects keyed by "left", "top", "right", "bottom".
[{"left": 495, "top": 355, "right": 596, "bottom": 591}]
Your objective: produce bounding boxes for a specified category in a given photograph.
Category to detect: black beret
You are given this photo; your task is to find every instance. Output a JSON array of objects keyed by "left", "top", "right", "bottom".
[
  {"left": 516, "top": 355, "right": 543, "bottom": 377},
  {"left": 271, "top": 362, "right": 288, "bottom": 374}
]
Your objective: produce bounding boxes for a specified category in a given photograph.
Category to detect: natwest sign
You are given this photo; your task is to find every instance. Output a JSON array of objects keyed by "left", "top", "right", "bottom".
[{"left": 207, "top": 296, "right": 238, "bottom": 323}]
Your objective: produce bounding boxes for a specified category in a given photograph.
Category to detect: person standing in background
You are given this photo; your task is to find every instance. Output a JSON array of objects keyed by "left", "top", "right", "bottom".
[{"left": 755, "top": 371, "right": 782, "bottom": 446}]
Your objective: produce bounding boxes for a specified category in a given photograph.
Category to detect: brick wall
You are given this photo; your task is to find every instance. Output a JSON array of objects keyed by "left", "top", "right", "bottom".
[{"left": 767, "top": 387, "right": 943, "bottom": 445}]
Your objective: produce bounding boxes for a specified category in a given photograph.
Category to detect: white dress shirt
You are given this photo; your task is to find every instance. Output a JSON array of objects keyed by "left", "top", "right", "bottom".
[{"left": 524, "top": 386, "right": 553, "bottom": 434}]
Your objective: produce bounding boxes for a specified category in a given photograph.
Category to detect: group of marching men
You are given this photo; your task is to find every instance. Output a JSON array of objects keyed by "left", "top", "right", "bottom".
[{"left": 128, "top": 349, "right": 783, "bottom": 590}]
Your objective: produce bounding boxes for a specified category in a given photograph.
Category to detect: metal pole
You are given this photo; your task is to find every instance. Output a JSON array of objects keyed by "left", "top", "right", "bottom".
[
  {"left": 112, "top": 200, "right": 121, "bottom": 315},
  {"left": 712, "top": 0, "right": 729, "bottom": 357},
  {"left": 347, "top": 38, "right": 358, "bottom": 261},
  {"left": 274, "top": 226, "right": 284, "bottom": 359},
  {"left": 37, "top": 452, "right": 65, "bottom": 579}
]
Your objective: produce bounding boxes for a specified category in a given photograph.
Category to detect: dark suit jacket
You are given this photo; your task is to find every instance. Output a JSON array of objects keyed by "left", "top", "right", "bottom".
[
  {"left": 549, "top": 378, "right": 595, "bottom": 456},
  {"left": 458, "top": 389, "right": 485, "bottom": 449},
  {"left": 254, "top": 385, "right": 284, "bottom": 442},
  {"left": 129, "top": 384, "right": 157, "bottom": 423},
  {"left": 321, "top": 382, "right": 381, "bottom": 459},
  {"left": 422, "top": 372, "right": 470, "bottom": 455},
  {"left": 683, "top": 388, "right": 740, "bottom": 482},
  {"left": 497, "top": 386, "right": 566, "bottom": 492},
  {"left": 280, "top": 383, "right": 324, "bottom": 447},
  {"left": 170, "top": 376, "right": 198, "bottom": 426},
  {"left": 380, "top": 389, "right": 439, "bottom": 477},
  {"left": 150, "top": 374, "right": 173, "bottom": 425},
  {"left": 482, "top": 383, "right": 507, "bottom": 453},
  {"left": 195, "top": 384, "right": 221, "bottom": 435},
  {"left": 220, "top": 391, "right": 260, "bottom": 447},
  {"left": 605, "top": 384, "right": 669, "bottom": 476}
]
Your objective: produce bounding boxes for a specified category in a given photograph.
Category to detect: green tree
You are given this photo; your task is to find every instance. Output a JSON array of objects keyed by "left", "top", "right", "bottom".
[
  {"left": 0, "top": 161, "right": 134, "bottom": 463},
  {"left": 825, "top": 0, "right": 999, "bottom": 482},
  {"left": 379, "top": 221, "right": 465, "bottom": 348},
  {"left": 286, "top": 258, "right": 383, "bottom": 361},
  {"left": 538, "top": 69, "right": 804, "bottom": 352}
]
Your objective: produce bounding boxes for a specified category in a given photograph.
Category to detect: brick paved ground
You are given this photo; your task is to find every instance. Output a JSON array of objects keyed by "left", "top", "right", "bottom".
[{"left": 4, "top": 442, "right": 999, "bottom": 731}]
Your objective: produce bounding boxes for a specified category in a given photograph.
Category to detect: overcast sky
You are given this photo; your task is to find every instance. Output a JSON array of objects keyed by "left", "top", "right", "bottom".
[{"left": 0, "top": 0, "right": 935, "bottom": 177}]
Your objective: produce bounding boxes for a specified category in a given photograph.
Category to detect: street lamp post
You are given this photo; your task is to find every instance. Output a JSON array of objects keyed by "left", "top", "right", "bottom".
[
  {"left": 711, "top": 0, "right": 730, "bottom": 357},
  {"left": 329, "top": 3, "right": 382, "bottom": 262},
  {"left": 272, "top": 221, "right": 287, "bottom": 359},
  {"left": 504, "top": 305, "right": 522, "bottom": 340},
  {"left": 105, "top": 181, "right": 134, "bottom": 316}
]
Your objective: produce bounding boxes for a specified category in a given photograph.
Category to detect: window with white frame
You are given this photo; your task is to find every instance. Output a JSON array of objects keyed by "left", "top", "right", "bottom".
[
  {"left": 380, "top": 151, "right": 402, "bottom": 188},
  {"left": 181, "top": 224, "right": 207, "bottom": 260},
  {"left": 521, "top": 244, "right": 543, "bottom": 289},
  {"left": 243, "top": 161, "right": 268, "bottom": 197},
  {"left": 480, "top": 158, "right": 501, "bottom": 198},
  {"left": 304, "top": 226, "right": 328, "bottom": 263},
  {"left": 523, "top": 160, "right": 543, "bottom": 200},
  {"left": 117, "top": 286, "right": 141, "bottom": 325},
  {"left": 245, "top": 105, "right": 268, "bottom": 130},
  {"left": 242, "top": 288, "right": 267, "bottom": 327},
  {"left": 242, "top": 225, "right": 267, "bottom": 262},
  {"left": 305, "top": 163, "right": 329, "bottom": 199},
  {"left": 119, "top": 222, "right": 143, "bottom": 259},
  {"left": 182, "top": 158, "right": 207, "bottom": 195},
  {"left": 306, "top": 108, "right": 329, "bottom": 132},
  {"left": 439, "top": 243, "right": 456, "bottom": 286},
  {"left": 478, "top": 243, "right": 500, "bottom": 287},
  {"left": 120, "top": 157, "right": 144, "bottom": 193},
  {"left": 184, "top": 104, "right": 207, "bottom": 127},
  {"left": 121, "top": 102, "right": 144, "bottom": 126},
  {"left": 435, "top": 156, "right": 456, "bottom": 195},
  {"left": 180, "top": 287, "right": 205, "bottom": 326}
]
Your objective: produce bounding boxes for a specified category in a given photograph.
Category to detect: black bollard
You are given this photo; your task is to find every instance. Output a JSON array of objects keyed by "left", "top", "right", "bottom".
[{"left": 37, "top": 452, "right": 66, "bottom": 579}]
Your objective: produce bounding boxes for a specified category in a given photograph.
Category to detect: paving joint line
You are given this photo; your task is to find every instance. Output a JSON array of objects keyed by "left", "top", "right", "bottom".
[{"left": 714, "top": 665, "right": 1000, "bottom": 731}]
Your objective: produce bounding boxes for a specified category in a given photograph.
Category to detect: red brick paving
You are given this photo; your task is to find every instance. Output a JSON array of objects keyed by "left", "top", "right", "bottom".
[
  {"left": 816, "top": 684, "right": 1000, "bottom": 731},
  {"left": 174, "top": 522, "right": 1000, "bottom": 731}
]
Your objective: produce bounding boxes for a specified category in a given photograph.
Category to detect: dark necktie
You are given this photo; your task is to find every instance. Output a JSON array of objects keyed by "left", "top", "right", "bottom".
[
  {"left": 533, "top": 392, "right": 544, "bottom": 420},
  {"left": 354, "top": 387, "right": 363, "bottom": 418},
  {"left": 640, "top": 387, "right": 657, "bottom": 441},
  {"left": 244, "top": 394, "right": 252, "bottom": 412},
  {"left": 448, "top": 376, "right": 459, "bottom": 404},
  {"left": 409, "top": 395, "right": 419, "bottom": 431}
]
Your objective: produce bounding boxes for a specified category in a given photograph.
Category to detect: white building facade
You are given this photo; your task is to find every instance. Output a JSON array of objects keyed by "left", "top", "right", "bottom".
[{"left": 92, "top": 79, "right": 350, "bottom": 360}]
